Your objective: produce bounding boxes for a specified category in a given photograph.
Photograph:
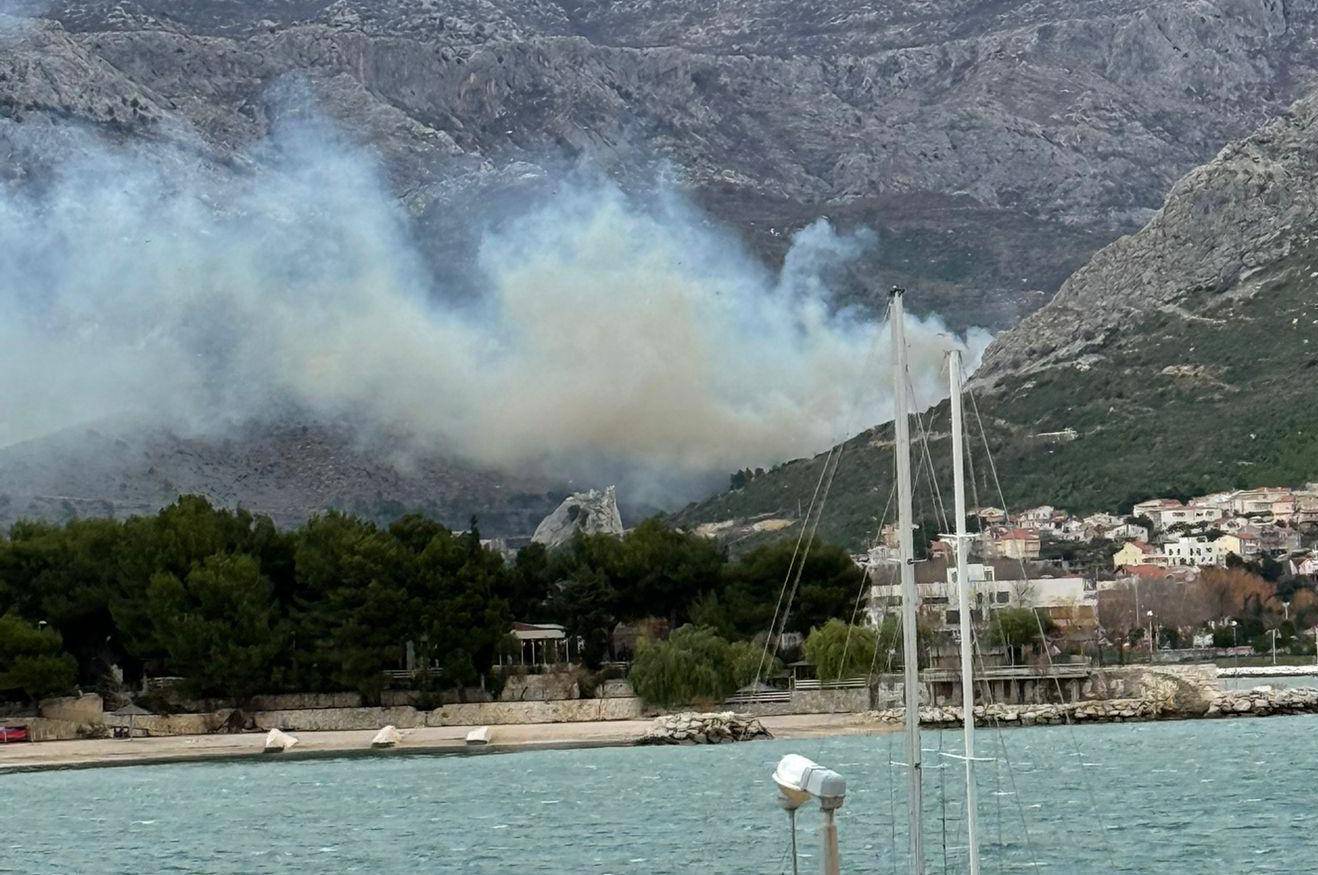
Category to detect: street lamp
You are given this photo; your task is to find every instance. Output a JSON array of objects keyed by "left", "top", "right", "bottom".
[
  {"left": 1147, "top": 610, "right": 1155, "bottom": 662},
  {"left": 1230, "top": 620, "right": 1239, "bottom": 672},
  {"left": 1269, "top": 628, "right": 1279, "bottom": 666}
]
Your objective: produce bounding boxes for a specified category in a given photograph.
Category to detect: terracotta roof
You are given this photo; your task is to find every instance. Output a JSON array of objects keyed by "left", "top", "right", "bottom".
[{"left": 1126, "top": 564, "right": 1171, "bottom": 579}]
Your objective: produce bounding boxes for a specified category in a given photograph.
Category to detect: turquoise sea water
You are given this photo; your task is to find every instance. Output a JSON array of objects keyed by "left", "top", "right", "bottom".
[{"left": 4, "top": 716, "right": 1318, "bottom": 873}]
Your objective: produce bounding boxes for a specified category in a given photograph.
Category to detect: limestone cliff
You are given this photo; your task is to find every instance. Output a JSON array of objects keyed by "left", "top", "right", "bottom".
[{"left": 532, "top": 486, "right": 624, "bottom": 548}]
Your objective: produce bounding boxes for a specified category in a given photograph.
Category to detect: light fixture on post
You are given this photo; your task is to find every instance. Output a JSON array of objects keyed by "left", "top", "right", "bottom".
[{"left": 773, "top": 754, "right": 846, "bottom": 875}]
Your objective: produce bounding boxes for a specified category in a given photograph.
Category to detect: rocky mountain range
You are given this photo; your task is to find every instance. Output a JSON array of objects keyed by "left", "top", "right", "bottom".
[
  {"left": 6, "top": 0, "right": 1318, "bottom": 532},
  {"left": 680, "top": 85, "right": 1318, "bottom": 547},
  {"left": 7, "top": 0, "right": 1318, "bottom": 328},
  {"left": 0, "top": 420, "right": 567, "bottom": 534}
]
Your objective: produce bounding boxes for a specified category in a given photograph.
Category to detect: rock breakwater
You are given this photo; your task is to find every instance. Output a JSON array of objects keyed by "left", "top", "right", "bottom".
[
  {"left": 1206, "top": 687, "right": 1318, "bottom": 717},
  {"left": 858, "top": 686, "right": 1318, "bottom": 727},
  {"left": 637, "top": 712, "right": 772, "bottom": 745}
]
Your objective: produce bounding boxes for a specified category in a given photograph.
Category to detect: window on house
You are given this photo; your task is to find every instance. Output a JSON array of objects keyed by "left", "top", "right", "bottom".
[
  {"left": 946, "top": 610, "right": 960, "bottom": 624},
  {"left": 925, "top": 596, "right": 949, "bottom": 605},
  {"left": 995, "top": 592, "right": 1010, "bottom": 604}
]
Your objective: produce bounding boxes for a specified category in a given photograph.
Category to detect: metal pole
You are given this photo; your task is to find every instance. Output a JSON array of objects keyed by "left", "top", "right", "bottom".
[
  {"left": 788, "top": 808, "right": 799, "bottom": 875},
  {"left": 821, "top": 806, "right": 841, "bottom": 875},
  {"left": 948, "top": 348, "right": 980, "bottom": 875},
  {"left": 890, "top": 287, "right": 924, "bottom": 874}
]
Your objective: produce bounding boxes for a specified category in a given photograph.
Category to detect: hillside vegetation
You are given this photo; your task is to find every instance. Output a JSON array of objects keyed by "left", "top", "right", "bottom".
[{"left": 679, "top": 93, "right": 1318, "bottom": 548}]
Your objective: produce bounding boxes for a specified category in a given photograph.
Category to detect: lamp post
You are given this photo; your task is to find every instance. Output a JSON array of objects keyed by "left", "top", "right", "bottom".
[
  {"left": 1147, "top": 610, "right": 1155, "bottom": 662},
  {"left": 1269, "top": 628, "right": 1279, "bottom": 666},
  {"left": 1230, "top": 620, "right": 1239, "bottom": 673}
]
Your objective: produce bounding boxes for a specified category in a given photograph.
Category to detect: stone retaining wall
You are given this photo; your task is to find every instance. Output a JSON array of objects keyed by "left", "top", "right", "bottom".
[
  {"left": 38, "top": 693, "right": 104, "bottom": 724},
  {"left": 498, "top": 673, "right": 580, "bottom": 702},
  {"left": 248, "top": 697, "right": 647, "bottom": 732},
  {"left": 107, "top": 710, "right": 234, "bottom": 736},
  {"left": 736, "top": 688, "right": 870, "bottom": 717}
]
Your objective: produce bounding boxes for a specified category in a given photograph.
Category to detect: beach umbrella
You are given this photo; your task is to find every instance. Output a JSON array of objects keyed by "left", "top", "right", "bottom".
[{"left": 111, "top": 703, "right": 151, "bottom": 739}]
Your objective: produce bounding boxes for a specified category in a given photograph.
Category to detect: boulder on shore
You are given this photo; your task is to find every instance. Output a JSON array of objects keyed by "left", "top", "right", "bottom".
[
  {"left": 263, "top": 728, "right": 298, "bottom": 753},
  {"left": 371, "top": 725, "right": 402, "bottom": 748}
]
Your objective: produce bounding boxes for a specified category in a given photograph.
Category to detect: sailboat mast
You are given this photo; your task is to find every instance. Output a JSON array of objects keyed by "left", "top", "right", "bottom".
[
  {"left": 889, "top": 287, "right": 924, "bottom": 874},
  {"left": 948, "top": 348, "right": 980, "bottom": 875}
]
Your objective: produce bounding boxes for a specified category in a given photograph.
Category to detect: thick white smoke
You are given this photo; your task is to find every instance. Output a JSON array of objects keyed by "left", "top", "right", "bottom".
[{"left": 0, "top": 114, "right": 990, "bottom": 504}]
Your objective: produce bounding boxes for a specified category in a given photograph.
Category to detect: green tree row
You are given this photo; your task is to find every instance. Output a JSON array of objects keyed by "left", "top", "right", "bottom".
[{"left": 0, "top": 497, "right": 867, "bottom": 704}]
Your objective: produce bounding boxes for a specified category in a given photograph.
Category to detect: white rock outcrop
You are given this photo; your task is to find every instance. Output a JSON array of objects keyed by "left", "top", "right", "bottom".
[
  {"left": 371, "top": 725, "right": 402, "bottom": 748},
  {"left": 532, "top": 487, "right": 623, "bottom": 548},
  {"left": 263, "top": 728, "right": 298, "bottom": 753}
]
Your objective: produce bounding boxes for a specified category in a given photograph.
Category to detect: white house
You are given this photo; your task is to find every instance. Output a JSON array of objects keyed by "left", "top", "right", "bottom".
[
  {"left": 1105, "top": 522, "right": 1150, "bottom": 542},
  {"left": 1132, "top": 498, "right": 1184, "bottom": 523},
  {"left": 1162, "top": 534, "right": 1225, "bottom": 567},
  {"left": 1018, "top": 505, "right": 1057, "bottom": 525},
  {"left": 868, "top": 559, "right": 1095, "bottom": 632},
  {"left": 1289, "top": 554, "right": 1318, "bottom": 578}
]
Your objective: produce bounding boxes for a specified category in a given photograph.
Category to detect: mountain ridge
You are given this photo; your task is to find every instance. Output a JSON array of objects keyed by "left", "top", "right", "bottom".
[
  {"left": 7, "top": 0, "right": 1318, "bottom": 530},
  {"left": 678, "top": 85, "right": 1318, "bottom": 547}
]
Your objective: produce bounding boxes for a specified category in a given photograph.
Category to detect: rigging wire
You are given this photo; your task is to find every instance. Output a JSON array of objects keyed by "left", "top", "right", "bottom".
[
  {"left": 965, "top": 385, "right": 1120, "bottom": 867},
  {"left": 773, "top": 443, "right": 848, "bottom": 658},
  {"left": 930, "top": 354, "right": 1042, "bottom": 873},
  {"left": 754, "top": 445, "right": 834, "bottom": 686},
  {"left": 756, "top": 296, "right": 890, "bottom": 688}
]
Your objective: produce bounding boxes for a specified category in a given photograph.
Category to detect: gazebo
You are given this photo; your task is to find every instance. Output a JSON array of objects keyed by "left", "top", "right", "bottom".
[
  {"left": 111, "top": 703, "right": 151, "bottom": 739},
  {"left": 508, "top": 622, "right": 571, "bottom": 667}
]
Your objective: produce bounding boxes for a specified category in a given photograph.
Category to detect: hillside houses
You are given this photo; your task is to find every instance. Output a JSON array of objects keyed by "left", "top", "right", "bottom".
[
  {"left": 861, "top": 483, "right": 1316, "bottom": 585},
  {"left": 985, "top": 527, "right": 1041, "bottom": 560},
  {"left": 1131, "top": 498, "right": 1224, "bottom": 530}
]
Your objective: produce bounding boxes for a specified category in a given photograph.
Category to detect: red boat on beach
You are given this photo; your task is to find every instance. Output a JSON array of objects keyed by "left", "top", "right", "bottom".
[{"left": 0, "top": 726, "right": 29, "bottom": 743}]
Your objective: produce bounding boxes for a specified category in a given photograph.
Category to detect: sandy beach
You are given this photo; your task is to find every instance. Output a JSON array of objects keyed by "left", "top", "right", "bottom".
[{"left": 0, "top": 713, "right": 884, "bottom": 773}]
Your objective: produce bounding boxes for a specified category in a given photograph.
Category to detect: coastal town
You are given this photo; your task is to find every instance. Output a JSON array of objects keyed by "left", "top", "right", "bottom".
[
  {"left": 5, "top": 480, "right": 1318, "bottom": 768},
  {"left": 865, "top": 484, "right": 1318, "bottom": 670}
]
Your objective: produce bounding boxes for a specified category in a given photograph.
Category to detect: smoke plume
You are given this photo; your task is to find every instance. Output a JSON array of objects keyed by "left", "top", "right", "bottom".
[{"left": 0, "top": 111, "right": 990, "bottom": 504}]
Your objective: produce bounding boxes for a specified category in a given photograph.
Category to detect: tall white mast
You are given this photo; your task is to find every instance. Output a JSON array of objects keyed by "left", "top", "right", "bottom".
[
  {"left": 890, "top": 287, "right": 924, "bottom": 874},
  {"left": 948, "top": 348, "right": 980, "bottom": 875}
]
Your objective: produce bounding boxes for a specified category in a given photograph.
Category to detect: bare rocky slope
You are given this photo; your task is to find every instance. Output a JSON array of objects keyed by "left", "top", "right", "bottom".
[
  {"left": 680, "top": 88, "right": 1318, "bottom": 547},
  {"left": 0, "top": 420, "right": 567, "bottom": 534},
  {"left": 6, "top": 0, "right": 1318, "bottom": 329},
  {"left": 7, "top": 0, "right": 1318, "bottom": 530}
]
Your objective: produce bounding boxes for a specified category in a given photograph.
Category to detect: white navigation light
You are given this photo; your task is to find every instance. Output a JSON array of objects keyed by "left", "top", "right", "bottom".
[
  {"left": 773, "top": 754, "right": 847, "bottom": 810},
  {"left": 773, "top": 755, "right": 846, "bottom": 875}
]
